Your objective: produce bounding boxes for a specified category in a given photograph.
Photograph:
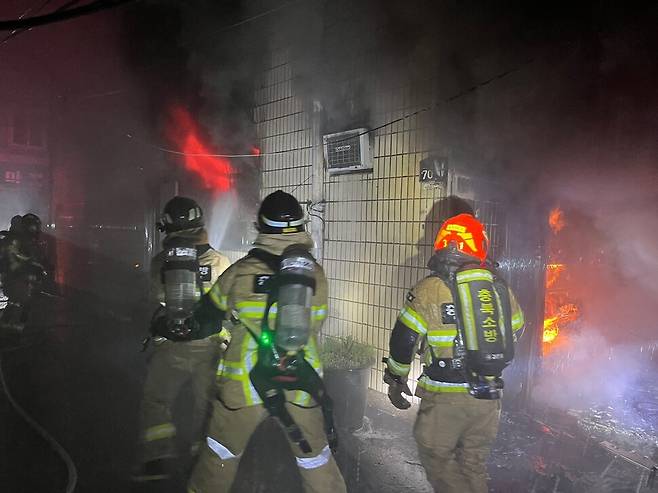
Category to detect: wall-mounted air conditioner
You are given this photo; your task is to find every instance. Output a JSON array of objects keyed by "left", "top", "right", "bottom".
[{"left": 323, "top": 128, "right": 372, "bottom": 175}]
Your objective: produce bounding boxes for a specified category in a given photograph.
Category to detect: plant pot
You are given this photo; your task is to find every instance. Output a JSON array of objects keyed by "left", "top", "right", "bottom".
[{"left": 323, "top": 367, "right": 370, "bottom": 432}]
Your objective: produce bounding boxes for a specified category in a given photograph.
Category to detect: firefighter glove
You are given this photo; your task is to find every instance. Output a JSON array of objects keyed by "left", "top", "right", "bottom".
[{"left": 383, "top": 367, "right": 412, "bottom": 410}]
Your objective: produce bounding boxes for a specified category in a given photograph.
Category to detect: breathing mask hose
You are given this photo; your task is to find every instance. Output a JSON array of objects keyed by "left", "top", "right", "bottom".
[{"left": 0, "top": 353, "right": 78, "bottom": 493}]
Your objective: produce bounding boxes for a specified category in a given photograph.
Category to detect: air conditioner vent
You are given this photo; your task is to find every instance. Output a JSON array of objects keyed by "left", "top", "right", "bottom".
[{"left": 323, "top": 128, "right": 372, "bottom": 175}]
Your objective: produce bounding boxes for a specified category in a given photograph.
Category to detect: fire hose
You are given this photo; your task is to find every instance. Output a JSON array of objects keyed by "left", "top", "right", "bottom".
[{"left": 0, "top": 353, "right": 78, "bottom": 493}]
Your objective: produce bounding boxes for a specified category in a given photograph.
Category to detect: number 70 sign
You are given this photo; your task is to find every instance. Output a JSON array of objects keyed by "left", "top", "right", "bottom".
[{"left": 419, "top": 156, "right": 448, "bottom": 186}]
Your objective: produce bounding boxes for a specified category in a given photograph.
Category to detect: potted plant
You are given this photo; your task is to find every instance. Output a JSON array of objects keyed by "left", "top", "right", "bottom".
[{"left": 319, "top": 335, "right": 376, "bottom": 432}]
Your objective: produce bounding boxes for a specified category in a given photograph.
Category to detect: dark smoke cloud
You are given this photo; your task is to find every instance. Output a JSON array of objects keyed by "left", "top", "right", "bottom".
[
  {"left": 121, "top": 0, "right": 265, "bottom": 249},
  {"left": 118, "top": 2, "right": 658, "bottom": 418}
]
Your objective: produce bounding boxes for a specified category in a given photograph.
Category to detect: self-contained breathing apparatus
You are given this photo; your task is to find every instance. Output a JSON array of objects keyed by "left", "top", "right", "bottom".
[
  {"left": 247, "top": 245, "right": 336, "bottom": 454},
  {"left": 149, "top": 237, "right": 202, "bottom": 342},
  {"left": 427, "top": 244, "right": 515, "bottom": 400}
]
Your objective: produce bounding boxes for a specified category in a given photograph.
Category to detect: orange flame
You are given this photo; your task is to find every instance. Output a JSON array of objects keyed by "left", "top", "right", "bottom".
[
  {"left": 166, "top": 105, "right": 234, "bottom": 192},
  {"left": 548, "top": 207, "right": 565, "bottom": 234},
  {"left": 543, "top": 303, "right": 579, "bottom": 344},
  {"left": 543, "top": 207, "right": 579, "bottom": 352},
  {"left": 545, "top": 263, "right": 565, "bottom": 289}
]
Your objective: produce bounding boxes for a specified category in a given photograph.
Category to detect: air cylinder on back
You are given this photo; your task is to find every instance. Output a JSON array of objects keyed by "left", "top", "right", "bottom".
[
  {"left": 275, "top": 248, "right": 316, "bottom": 353},
  {"left": 163, "top": 238, "right": 200, "bottom": 328}
]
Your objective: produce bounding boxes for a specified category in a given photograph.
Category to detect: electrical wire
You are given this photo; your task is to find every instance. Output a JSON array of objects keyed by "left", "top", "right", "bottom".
[
  {"left": 0, "top": 353, "right": 78, "bottom": 493},
  {"left": 290, "top": 175, "right": 312, "bottom": 193},
  {"left": 0, "top": 0, "right": 135, "bottom": 31},
  {"left": 125, "top": 133, "right": 264, "bottom": 158},
  {"left": 1, "top": 1, "right": 89, "bottom": 47},
  {"left": 0, "top": 0, "right": 55, "bottom": 46},
  {"left": 211, "top": 0, "right": 303, "bottom": 36}
]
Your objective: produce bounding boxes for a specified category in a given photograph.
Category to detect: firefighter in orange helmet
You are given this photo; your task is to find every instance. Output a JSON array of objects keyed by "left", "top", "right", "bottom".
[{"left": 384, "top": 213, "right": 525, "bottom": 493}]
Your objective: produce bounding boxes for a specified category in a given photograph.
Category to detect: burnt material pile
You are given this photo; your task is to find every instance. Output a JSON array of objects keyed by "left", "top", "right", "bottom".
[{"left": 490, "top": 405, "right": 657, "bottom": 493}]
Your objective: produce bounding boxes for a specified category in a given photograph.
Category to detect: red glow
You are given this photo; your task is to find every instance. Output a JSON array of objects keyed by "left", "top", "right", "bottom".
[
  {"left": 548, "top": 207, "right": 565, "bottom": 234},
  {"left": 166, "top": 105, "right": 233, "bottom": 192},
  {"left": 543, "top": 208, "right": 580, "bottom": 353},
  {"left": 545, "top": 263, "right": 565, "bottom": 289},
  {"left": 252, "top": 146, "right": 261, "bottom": 156}
]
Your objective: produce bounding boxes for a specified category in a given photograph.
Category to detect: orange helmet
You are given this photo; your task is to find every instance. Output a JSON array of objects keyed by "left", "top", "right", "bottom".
[{"left": 434, "top": 213, "right": 489, "bottom": 262}]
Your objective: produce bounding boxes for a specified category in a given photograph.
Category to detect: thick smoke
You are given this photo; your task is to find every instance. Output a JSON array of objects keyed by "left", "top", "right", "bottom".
[
  {"left": 533, "top": 163, "right": 658, "bottom": 424},
  {"left": 120, "top": 2, "right": 658, "bottom": 419},
  {"left": 265, "top": 1, "right": 658, "bottom": 423},
  {"left": 121, "top": 0, "right": 264, "bottom": 251}
]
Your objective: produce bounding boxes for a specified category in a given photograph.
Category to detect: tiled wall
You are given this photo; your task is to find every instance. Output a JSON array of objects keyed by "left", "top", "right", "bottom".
[
  {"left": 255, "top": 48, "right": 313, "bottom": 205},
  {"left": 252, "top": 13, "right": 509, "bottom": 395}
]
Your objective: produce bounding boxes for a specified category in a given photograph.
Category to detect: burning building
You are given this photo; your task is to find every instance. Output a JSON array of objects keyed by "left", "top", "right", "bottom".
[
  {"left": 1, "top": 0, "right": 656, "bottom": 491},
  {"left": 542, "top": 207, "right": 581, "bottom": 351}
]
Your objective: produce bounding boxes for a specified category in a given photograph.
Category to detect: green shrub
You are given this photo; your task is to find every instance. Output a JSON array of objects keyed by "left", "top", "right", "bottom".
[{"left": 319, "top": 335, "right": 376, "bottom": 370}]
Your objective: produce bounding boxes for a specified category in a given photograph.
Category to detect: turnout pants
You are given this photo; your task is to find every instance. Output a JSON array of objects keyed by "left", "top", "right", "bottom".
[
  {"left": 414, "top": 392, "right": 501, "bottom": 493},
  {"left": 188, "top": 400, "right": 347, "bottom": 493},
  {"left": 137, "top": 338, "right": 220, "bottom": 463}
]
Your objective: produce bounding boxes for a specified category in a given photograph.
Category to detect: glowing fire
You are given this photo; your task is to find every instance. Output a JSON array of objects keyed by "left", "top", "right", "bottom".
[
  {"left": 166, "top": 105, "right": 234, "bottom": 192},
  {"left": 545, "top": 263, "right": 565, "bottom": 289},
  {"left": 543, "top": 207, "right": 580, "bottom": 351},
  {"left": 548, "top": 207, "right": 565, "bottom": 234},
  {"left": 543, "top": 303, "right": 579, "bottom": 343}
]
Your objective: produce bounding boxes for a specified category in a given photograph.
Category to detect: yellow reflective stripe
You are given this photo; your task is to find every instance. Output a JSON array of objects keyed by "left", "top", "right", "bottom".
[
  {"left": 494, "top": 289, "right": 507, "bottom": 346},
  {"left": 236, "top": 301, "right": 266, "bottom": 309},
  {"left": 144, "top": 423, "right": 176, "bottom": 442},
  {"left": 512, "top": 311, "right": 525, "bottom": 331},
  {"left": 456, "top": 269, "right": 493, "bottom": 283},
  {"left": 387, "top": 356, "right": 410, "bottom": 377},
  {"left": 427, "top": 329, "right": 457, "bottom": 346},
  {"left": 208, "top": 288, "right": 224, "bottom": 310},
  {"left": 305, "top": 338, "right": 322, "bottom": 371},
  {"left": 418, "top": 375, "right": 469, "bottom": 393},
  {"left": 399, "top": 307, "right": 428, "bottom": 335},
  {"left": 217, "top": 327, "right": 231, "bottom": 342},
  {"left": 293, "top": 391, "right": 311, "bottom": 406},
  {"left": 294, "top": 339, "right": 322, "bottom": 405},
  {"left": 241, "top": 336, "right": 261, "bottom": 406},
  {"left": 217, "top": 360, "right": 244, "bottom": 379},
  {"left": 236, "top": 301, "right": 266, "bottom": 319},
  {"left": 427, "top": 338, "right": 455, "bottom": 347},
  {"left": 458, "top": 284, "right": 478, "bottom": 350},
  {"left": 312, "top": 304, "right": 328, "bottom": 321}
]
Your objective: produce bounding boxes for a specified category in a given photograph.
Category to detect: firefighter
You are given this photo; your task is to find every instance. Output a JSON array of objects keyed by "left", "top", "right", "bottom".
[
  {"left": 384, "top": 213, "right": 525, "bottom": 493},
  {"left": 186, "top": 190, "right": 346, "bottom": 493},
  {"left": 0, "top": 214, "right": 49, "bottom": 334},
  {"left": 0, "top": 216, "right": 22, "bottom": 311},
  {"left": 133, "top": 196, "right": 231, "bottom": 482}
]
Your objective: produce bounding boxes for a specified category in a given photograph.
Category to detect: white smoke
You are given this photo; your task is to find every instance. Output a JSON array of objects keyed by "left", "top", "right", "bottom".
[
  {"left": 207, "top": 190, "right": 239, "bottom": 249},
  {"left": 533, "top": 162, "right": 658, "bottom": 428}
]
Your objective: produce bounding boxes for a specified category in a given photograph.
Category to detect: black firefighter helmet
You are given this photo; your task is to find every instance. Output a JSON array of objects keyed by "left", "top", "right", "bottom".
[
  {"left": 159, "top": 196, "right": 204, "bottom": 234},
  {"left": 21, "top": 213, "right": 42, "bottom": 236},
  {"left": 10, "top": 215, "right": 23, "bottom": 232},
  {"left": 257, "top": 190, "right": 305, "bottom": 234}
]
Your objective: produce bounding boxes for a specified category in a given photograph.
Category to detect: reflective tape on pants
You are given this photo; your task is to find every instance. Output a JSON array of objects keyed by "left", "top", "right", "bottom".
[
  {"left": 296, "top": 445, "right": 331, "bottom": 470},
  {"left": 207, "top": 436, "right": 240, "bottom": 460},
  {"left": 144, "top": 423, "right": 176, "bottom": 442}
]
